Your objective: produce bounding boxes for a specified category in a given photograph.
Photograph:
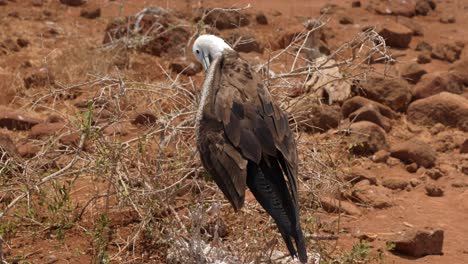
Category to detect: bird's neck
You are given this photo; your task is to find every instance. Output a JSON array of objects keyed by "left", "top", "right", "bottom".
[{"left": 195, "top": 56, "right": 220, "bottom": 139}]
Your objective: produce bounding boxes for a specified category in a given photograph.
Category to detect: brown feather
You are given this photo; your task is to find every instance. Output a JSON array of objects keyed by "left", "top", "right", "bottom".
[{"left": 196, "top": 49, "right": 306, "bottom": 262}]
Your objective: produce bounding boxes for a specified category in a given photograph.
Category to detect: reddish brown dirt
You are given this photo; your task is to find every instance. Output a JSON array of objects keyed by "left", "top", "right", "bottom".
[{"left": 1, "top": 0, "right": 467, "bottom": 263}]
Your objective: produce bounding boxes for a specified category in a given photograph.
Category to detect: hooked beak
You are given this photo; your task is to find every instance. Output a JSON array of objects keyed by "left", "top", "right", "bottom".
[{"left": 201, "top": 55, "right": 210, "bottom": 71}]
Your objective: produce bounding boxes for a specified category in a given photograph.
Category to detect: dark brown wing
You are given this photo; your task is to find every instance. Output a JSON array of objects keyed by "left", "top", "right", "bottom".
[
  {"left": 197, "top": 50, "right": 306, "bottom": 262},
  {"left": 218, "top": 51, "right": 299, "bottom": 204},
  {"left": 197, "top": 50, "right": 299, "bottom": 209}
]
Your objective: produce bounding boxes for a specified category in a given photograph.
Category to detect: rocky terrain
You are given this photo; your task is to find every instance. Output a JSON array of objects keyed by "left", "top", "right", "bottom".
[{"left": 0, "top": 0, "right": 467, "bottom": 263}]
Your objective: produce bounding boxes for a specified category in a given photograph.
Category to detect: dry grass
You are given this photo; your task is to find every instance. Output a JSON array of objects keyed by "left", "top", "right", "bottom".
[{"left": 0, "top": 5, "right": 394, "bottom": 264}]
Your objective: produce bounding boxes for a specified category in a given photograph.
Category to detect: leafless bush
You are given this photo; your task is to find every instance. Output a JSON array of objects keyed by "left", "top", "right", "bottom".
[{"left": 0, "top": 4, "right": 395, "bottom": 263}]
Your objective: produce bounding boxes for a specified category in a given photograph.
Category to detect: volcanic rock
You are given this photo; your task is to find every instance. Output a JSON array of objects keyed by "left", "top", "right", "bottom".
[
  {"left": 425, "top": 183, "right": 444, "bottom": 197},
  {"left": 199, "top": 8, "right": 250, "bottom": 30},
  {"left": 225, "top": 29, "right": 264, "bottom": 53},
  {"left": 320, "top": 197, "right": 362, "bottom": 215},
  {"left": 397, "top": 16, "right": 423, "bottom": 36},
  {"left": 449, "top": 58, "right": 468, "bottom": 85},
  {"left": 29, "top": 122, "right": 67, "bottom": 139},
  {"left": 401, "top": 63, "right": 427, "bottom": 84},
  {"left": 350, "top": 181, "right": 393, "bottom": 209},
  {"left": 431, "top": 42, "right": 463, "bottom": 63},
  {"left": 291, "top": 99, "right": 342, "bottom": 132},
  {"left": 378, "top": 23, "right": 412, "bottom": 48},
  {"left": 412, "top": 71, "right": 465, "bottom": 99},
  {"left": 347, "top": 121, "right": 389, "bottom": 156},
  {"left": 358, "top": 75, "right": 412, "bottom": 112},
  {"left": 390, "top": 139, "right": 436, "bottom": 168},
  {"left": 415, "top": 0, "right": 432, "bottom": 15},
  {"left": 382, "top": 178, "right": 409, "bottom": 190},
  {"left": 80, "top": 7, "right": 101, "bottom": 19},
  {"left": 0, "top": 106, "right": 43, "bottom": 131},
  {"left": 391, "top": 228, "right": 444, "bottom": 257},
  {"left": 348, "top": 104, "right": 392, "bottom": 131},
  {"left": 415, "top": 41, "right": 432, "bottom": 52},
  {"left": 407, "top": 92, "right": 468, "bottom": 131},
  {"left": 417, "top": 52, "right": 431, "bottom": 64}
]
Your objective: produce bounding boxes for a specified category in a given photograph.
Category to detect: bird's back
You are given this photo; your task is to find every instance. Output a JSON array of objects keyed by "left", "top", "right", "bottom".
[{"left": 196, "top": 50, "right": 307, "bottom": 263}]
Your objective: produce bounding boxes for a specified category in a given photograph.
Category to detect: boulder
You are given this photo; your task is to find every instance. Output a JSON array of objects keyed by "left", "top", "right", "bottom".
[
  {"left": 342, "top": 96, "right": 396, "bottom": 119},
  {"left": 407, "top": 92, "right": 468, "bottom": 131},
  {"left": 406, "top": 162, "right": 418, "bottom": 173},
  {"left": 290, "top": 99, "right": 342, "bottom": 132},
  {"left": 397, "top": 16, "right": 424, "bottom": 36},
  {"left": 417, "top": 52, "right": 431, "bottom": 64},
  {"left": 350, "top": 181, "right": 393, "bottom": 208},
  {"left": 274, "top": 21, "right": 329, "bottom": 56},
  {"left": 401, "top": 63, "right": 427, "bottom": 84},
  {"left": 391, "top": 229, "right": 444, "bottom": 257},
  {"left": 29, "top": 122, "right": 67, "bottom": 139},
  {"left": 339, "top": 16, "right": 354, "bottom": 25},
  {"left": 224, "top": 29, "right": 263, "bottom": 53},
  {"left": 342, "top": 169, "right": 377, "bottom": 185},
  {"left": 382, "top": 177, "right": 409, "bottom": 190},
  {"left": 347, "top": 121, "right": 389, "bottom": 156},
  {"left": 103, "top": 8, "right": 190, "bottom": 57},
  {"left": 371, "top": 0, "right": 416, "bottom": 17},
  {"left": 425, "top": 183, "right": 444, "bottom": 197},
  {"left": 431, "top": 42, "right": 464, "bottom": 62},
  {"left": 378, "top": 22, "right": 413, "bottom": 48},
  {"left": 415, "top": 0, "right": 432, "bottom": 15},
  {"left": 449, "top": 58, "right": 468, "bottom": 85},
  {"left": 426, "top": 168, "right": 443, "bottom": 180},
  {"left": 0, "top": 106, "right": 43, "bottom": 131},
  {"left": 372, "top": 149, "right": 390, "bottom": 163},
  {"left": 199, "top": 8, "right": 250, "bottom": 30},
  {"left": 412, "top": 71, "right": 465, "bottom": 99},
  {"left": 80, "top": 7, "right": 101, "bottom": 19},
  {"left": 415, "top": 41, "right": 432, "bottom": 52},
  {"left": 348, "top": 105, "right": 392, "bottom": 131},
  {"left": 320, "top": 197, "right": 362, "bottom": 215},
  {"left": 358, "top": 75, "right": 412, "bottom": 112},
  {"left": 304, "top": 56, "right": 350, "bottom": 103},
  {"left": 390, "top": 139, "right": 436, "bottom": 168}
]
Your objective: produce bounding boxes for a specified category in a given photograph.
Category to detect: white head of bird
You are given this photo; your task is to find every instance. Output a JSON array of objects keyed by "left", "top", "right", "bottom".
[{"left": 192, "top": 34, "right": 233, "bottom": 71}]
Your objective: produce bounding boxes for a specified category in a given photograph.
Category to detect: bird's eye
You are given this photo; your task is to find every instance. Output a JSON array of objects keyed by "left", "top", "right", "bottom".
[{"left": 196, "top": 50, "right": 200, "bottom": 54}]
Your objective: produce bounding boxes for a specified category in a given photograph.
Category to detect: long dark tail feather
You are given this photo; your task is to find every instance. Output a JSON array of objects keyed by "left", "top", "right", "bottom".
[{"left": 247, "top": 159, "right": 307, "bottom": 263}]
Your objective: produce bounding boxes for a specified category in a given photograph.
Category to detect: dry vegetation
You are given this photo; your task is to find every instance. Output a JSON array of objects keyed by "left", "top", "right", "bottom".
[{"left": 0, "top": 2, "right": 431, "bottom": 264}]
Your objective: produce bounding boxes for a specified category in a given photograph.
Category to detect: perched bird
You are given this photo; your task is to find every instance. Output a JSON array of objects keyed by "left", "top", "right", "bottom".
[{"left": 193, "top": 34, "right": 307, "bottom": 263}]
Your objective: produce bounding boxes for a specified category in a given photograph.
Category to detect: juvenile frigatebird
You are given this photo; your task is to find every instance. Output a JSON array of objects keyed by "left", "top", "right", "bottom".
[{"left": 192, "top": 34, "right": 307, "bottom": 263}]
